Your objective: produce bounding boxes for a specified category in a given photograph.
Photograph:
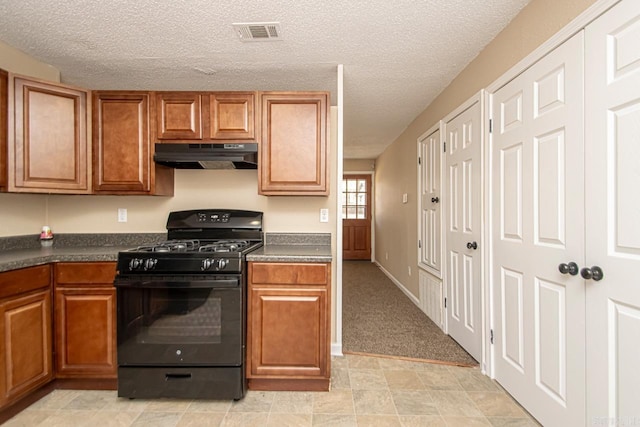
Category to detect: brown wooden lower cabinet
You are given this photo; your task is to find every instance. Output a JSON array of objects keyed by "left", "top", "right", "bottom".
[
  {"left": 54, "top": 263, "right": 117, "bottom": 379},
  {"left": 0, "top": 265, "right": 53, "bottom": 408},
  {"left": 247, "top": 262, "right": 330, "bottom": 391}
]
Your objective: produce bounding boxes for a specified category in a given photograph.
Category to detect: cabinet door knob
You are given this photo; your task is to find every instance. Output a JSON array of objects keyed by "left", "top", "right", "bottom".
[
  {"left": 580, "top": 266, "right": 604, "bottom": 281},
  {"left": 466, "top": 241, "right": 478, "bottom": 250},
  {"left": 558, "top": 262, "right": 579, "bottom": 276},
  {"left": 431, "top": 197, "right": 439, "bottom": 203}
]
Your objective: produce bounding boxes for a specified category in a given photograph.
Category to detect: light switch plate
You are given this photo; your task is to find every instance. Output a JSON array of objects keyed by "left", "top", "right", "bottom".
[
  {"left": 402, "top": 193, "right": 408, "bottom": 204},
  {"left": 118, "top": 208, "right": 128, "bottom": 223},
  {"left": 320, "top": 208, "right": 329, "bottom": 223}
]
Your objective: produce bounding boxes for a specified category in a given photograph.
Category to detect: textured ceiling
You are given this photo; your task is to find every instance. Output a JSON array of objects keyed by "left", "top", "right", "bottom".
[{"left": 0, "top": 0, "right": 530, "bottom": 159}]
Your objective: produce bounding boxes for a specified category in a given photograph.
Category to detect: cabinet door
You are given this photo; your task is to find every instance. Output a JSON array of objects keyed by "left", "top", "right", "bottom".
[
  {"left": 54, "top": 263, "right": 117, "bottom": 378},
  {"left": 11, "top": 77, "right": 89, "bottom": 193},
  {"left": 0, "top": 289, "right": 52, "bottom": 406},
  {"left": 93, "top": 92, "right": 151, "bottom": 193},
  {"left": 0, "top": 69, "right": 7, "bottom": 191},
  {"left": 248, "top": 287, "right": 328, "bottom": 378},
  {"left": 260, "top": 92, "right": 329, "bottom": 195},
  {"left": 209, "top": 92, "right": 255, "bottom": 140},
  {"left": 54, "top": 287, "right": 116, "bottom": 378},
  {"left": 156, "top": 92, "right": 202, "bottom": 140}
]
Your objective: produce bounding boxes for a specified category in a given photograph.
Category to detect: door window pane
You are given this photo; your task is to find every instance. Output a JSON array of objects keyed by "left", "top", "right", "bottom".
[{"left": 342, "top": 176, "right": 369, "bottom": 220}]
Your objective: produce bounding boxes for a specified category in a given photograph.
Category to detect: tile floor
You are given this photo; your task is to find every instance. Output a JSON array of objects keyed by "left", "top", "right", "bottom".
[{"left": 4, "top": 354, "right": 539, "bottom": 426}]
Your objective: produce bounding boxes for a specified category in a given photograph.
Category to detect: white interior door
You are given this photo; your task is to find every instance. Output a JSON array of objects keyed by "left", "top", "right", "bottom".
[
  {"left": 418, "top": 128, "right": 441, "bottom": 275},
  {"left": 445, "top": 99, "right": 482, "bottom": 362},
  {"left": 585, "top": 0, "right": 640, "bottom": 422},
  {"left": 490, "top": 32, "right": 585, "bottom": 426}
]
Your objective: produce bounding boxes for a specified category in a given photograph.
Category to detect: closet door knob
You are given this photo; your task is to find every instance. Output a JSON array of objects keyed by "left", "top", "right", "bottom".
[
  {"left": 558, "top": 262, "right": 579, "bottom": 276},
  {"left": 580, "top": 266, "right": 604, "bottom": 281},
  {"left": 466, "top": 241, "right": 478, "bottom": 250},
  {"left": 431, "top": 197, "right": 439, "bottom": 203}
]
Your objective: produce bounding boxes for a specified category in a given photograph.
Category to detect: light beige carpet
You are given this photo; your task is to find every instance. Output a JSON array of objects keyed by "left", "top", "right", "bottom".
[{"left": 342, "top": 261, "right": 477, "bottom": 366}]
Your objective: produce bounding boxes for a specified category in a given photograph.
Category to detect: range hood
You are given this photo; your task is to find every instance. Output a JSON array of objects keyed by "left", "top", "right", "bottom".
[{"left": 154, "top": 143, "right": 258, "bottom": 169}]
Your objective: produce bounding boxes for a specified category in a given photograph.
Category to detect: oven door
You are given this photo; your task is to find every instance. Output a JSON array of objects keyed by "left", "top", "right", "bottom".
[{"left": 115, "top": 276, "right": 243, "bottom": 366}]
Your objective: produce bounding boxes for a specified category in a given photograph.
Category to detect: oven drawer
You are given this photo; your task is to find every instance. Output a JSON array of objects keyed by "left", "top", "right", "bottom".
[{"left": 118, "top": 366, "right": 245, "bottom": 400}]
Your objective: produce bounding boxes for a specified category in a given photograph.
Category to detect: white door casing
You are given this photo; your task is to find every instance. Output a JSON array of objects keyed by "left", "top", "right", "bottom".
[
  {"left": 585, "top": 0, "right": 640, "bottom": 423},
  {"left": 445, "top": 96, "right": 483, "bottom": 362},
  {"left": 418, "top": 126, "right": 442, "bottom": 276},
  {"left": 490, "top": 32, "right": 585, "bottom": 426}
]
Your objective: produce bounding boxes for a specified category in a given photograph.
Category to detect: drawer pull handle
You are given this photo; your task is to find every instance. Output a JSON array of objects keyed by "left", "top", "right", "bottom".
[{"left": 165, "top": 373, "right": 192, "bottom": 381}]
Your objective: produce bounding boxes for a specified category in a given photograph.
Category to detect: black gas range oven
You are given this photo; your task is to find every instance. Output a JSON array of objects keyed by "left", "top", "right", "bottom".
[{"left": 114, "top": 209, "right": 263, "bottom": 400}]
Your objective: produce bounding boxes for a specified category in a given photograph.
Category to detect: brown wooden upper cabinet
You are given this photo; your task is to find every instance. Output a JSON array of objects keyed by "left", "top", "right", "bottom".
[
  {"left": 259, "top": 92, "right": 329, "bottom": 196},
  {"left": 156, "top": 92, "right": 202, "bottom": 140},
  {"left": 209, "top": 92, "right": 255, "bottom": 140},
  {"left": 10, "top": 76, "right": 90, "bottom": 193},
  {"left": 0, "top": 69, "right": 7, "bottom": 191},
  {"left": 156, "top": 92, "right": 256, "bottom": 142},
  {"left": 92, "top": 91, "right": 173, "bottom": 195}
]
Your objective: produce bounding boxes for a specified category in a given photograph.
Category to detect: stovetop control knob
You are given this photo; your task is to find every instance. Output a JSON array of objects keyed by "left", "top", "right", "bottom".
[
  {"left": 201, "top": 258, "right": 214, "bottom": 271},
  {"left": 129, "top": 258, "right": 142, "bottom": 271},
  {"left": 216, "top": 258, "right": 228, "bottom": 271},
  {"left": 143, "top": 258, "right": 157, "bottom": 271}
]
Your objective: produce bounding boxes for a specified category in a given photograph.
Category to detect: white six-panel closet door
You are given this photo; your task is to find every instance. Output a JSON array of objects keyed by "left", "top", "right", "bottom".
[
  {"left": 445, "top": 99, "right": 483, "bottom": 362},
  {"left": 490, "top": 32, "right": 585, "bottom": 426},
  {"left": 585, "top": 0, "right": 640, "bottom": 422}
]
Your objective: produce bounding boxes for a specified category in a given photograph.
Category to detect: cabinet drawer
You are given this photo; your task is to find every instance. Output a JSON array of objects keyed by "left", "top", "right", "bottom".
[
  {"left": 0, "top": 265, "right": 50, "bottom": 299},
  {"left": 55, "top": 262, "right": 116, "bottom": 285},
  {"left": 249, "top": 262, "right": 328, "bottom": 285}
]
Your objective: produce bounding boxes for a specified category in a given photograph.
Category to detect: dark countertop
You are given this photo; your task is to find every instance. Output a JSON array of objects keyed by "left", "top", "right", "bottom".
[
  {"left": 0, "top": 245, "right": 132, "bottom": 273},
  {"left": 247, "top": 232, "right": 332, "bottom": 263},
  {"left": 247, "top": 244, "right": 332, "bottom": 263},
  {"left": 0, "top": 232, "right": 332, "bottom": 273},
  {"left": 0, "top": 233, "right": 165, "bottom": 273}
]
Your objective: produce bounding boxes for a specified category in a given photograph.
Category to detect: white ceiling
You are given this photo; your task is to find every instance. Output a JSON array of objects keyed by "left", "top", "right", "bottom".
[{"left": 0, "top": 0, "right": 530, "bottom": 159}]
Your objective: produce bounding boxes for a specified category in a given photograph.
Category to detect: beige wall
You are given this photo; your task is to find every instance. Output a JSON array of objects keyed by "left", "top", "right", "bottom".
[
  {"left": 0, "top": 40, "right": 59, "bottom": 82},
  {"left": 46, "top": 170, "right": 334, "bottom": 234},
  {"left": 344, "top": 159, "right": 375, "bottom": 172},
  {"left": 374, "top": 0, "right": 597, "bottom": 297}
]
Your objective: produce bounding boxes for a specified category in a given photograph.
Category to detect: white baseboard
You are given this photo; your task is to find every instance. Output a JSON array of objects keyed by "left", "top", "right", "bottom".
[
  {"left": 331, "top": 343, "right": 343, "bottom": 357},
  {"left": 374, "top": 261, "right": 421, "bottom": 308}
]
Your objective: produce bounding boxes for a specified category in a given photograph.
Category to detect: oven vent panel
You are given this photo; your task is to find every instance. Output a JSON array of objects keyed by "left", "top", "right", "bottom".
[{"left": 232, "top": 22, "right": 282, "bottom": 42}]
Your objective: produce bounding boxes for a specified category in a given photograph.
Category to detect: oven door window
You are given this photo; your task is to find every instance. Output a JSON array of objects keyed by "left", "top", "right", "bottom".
[{"left": 117, "top": 280, "right": 243, "bottom": 366}]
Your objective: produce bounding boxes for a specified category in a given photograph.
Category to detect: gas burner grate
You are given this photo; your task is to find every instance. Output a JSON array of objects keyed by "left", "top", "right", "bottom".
[
  {"left": 135, "top": 240, "right": 201, "bottom": 253},
  {"left": 198, "top": 240, "right": 250, "bottom": 253}
]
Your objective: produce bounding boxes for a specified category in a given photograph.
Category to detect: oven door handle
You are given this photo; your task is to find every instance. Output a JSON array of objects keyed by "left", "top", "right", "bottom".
[{"left": 113, "top": 278, "right": 240, "bottom": 289}]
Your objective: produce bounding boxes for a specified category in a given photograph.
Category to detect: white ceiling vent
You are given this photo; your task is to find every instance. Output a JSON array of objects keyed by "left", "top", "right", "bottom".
[{"left": 232, "top": 22, "right": 282, "bottom": 42}]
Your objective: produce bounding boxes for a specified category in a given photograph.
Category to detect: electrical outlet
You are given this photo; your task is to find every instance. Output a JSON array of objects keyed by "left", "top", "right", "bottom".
[
  {"left": 118, "top": 208, "right": 127, "bottom": 223},
  {"left": 320, "top": 208, "right": 329, "bottom": 223}
]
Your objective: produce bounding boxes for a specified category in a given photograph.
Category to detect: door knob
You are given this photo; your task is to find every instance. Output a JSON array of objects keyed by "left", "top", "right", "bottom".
[
  {"left": 558, "top": 262, "right": 579, "bottom": 276},
  {"left": 580, "top": 266, "right": 604, "bottom": 281},
  {"left": 431, "top": 197, "right": 439, "bottom": 203},
  {"left": 466, "top": 241, "right": 478, "bottom": 250}
]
